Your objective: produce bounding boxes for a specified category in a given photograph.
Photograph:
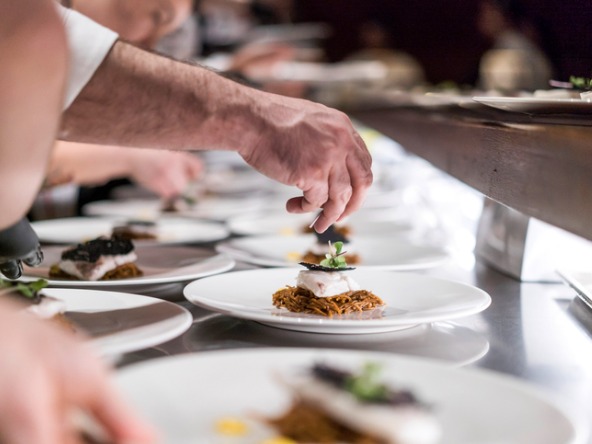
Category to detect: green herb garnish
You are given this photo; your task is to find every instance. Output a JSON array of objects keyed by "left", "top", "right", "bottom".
[
  {"left": 570, "top": 76, "right": 592, "bottom": 91},
  {"left": 345, "top": 362, "right": 389, "bottom": 402},
  {"left": 319, "top": 241, "right": 348, "bottom": 269},
  {"left": 0, "top": 278, "right": 48, "bottom": 299}
]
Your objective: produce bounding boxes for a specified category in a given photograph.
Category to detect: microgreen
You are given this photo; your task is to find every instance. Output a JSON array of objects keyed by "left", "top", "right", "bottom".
[
  {"left": 319, "top": 241, "right": 348, "bottom": 269},
  {"left": 569, "top": 76, "right": 592, "bottom": 91},
  {"left": 345, "top": 362, "right": 389, "bottom": 402},
  {"left": 0, "top": 278, "right": 48, "bottom": 299}
]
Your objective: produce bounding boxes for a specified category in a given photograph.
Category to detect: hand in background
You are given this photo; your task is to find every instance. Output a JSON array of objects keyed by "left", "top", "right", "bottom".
[
  {"left": 125, "top": 148, "right": 204, "bottom": 199},
  {"left": 48, "top": 143, "right": 204, "bottom": 199}
]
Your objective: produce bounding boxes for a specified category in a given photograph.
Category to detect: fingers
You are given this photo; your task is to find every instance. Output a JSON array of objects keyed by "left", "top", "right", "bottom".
[
  {"left": 86, "top": 382, "right": 157, "bottom": 443},
  {"left": 286, "top": 128, "right": 372, "bottom": 232},
  {"left": 286, "top": 183, "right": 328, "bottom": 214},
  {"left": 0, "top": 365, "right": 68, "bottom": 444},
  {"left": 338, "top": 153, "right": 373, "bottom": 221},
  {"left": 185, "top": 155, "right": 204, "bottom": 179},
  {"left": 59, "top": 345, "right": 156, "bottom": 444},
  {"left": 314, "top": 168, "right": 353, "bottom": 233}
]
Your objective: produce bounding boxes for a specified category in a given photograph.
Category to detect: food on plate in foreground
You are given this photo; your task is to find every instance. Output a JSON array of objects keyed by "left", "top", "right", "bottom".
[
  {"left": 272, "top": 242, "right": 383, "bottom": 316},
  {"left": 266, "top": 361, "right": 441, "bottom": 444},
  {"left": 49, "top": 237, "right": 143, "bottom": 281}
]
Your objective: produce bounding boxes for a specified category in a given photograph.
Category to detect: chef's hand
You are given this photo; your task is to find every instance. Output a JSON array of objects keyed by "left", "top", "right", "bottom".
[
  {"left": 238, "top": 94, "right": 373, "bottom": 233},
  {"left": 0, "top": 218, "right": 43, "bottom": 280}
]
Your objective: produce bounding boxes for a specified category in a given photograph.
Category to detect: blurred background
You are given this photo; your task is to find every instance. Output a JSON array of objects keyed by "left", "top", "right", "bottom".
[{"left": 293, "top": 0, "right": 590, "bottom": 84}]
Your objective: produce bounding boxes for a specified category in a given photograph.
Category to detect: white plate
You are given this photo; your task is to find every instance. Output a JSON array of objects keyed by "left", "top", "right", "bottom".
[
  {"left": 183, "top": 268, "right": 491, "bottom": 333},
  {"left": 472, "top": 96, "right": 592, "bottom": 115},
  {"left": 217, "top": 234, "right": 448, "bottom": 270},
  {"left": 31, "top": 217, "right": 229, "bottom": 245},
  {"left": 19, "top": 245, "right": 235, "bottom": 289},
  {"left": 43, "top": 288, "right": 192, "bottom": 356},
  {"left": 198, "top": 169, "right": 274, "bottom": 196},
  {"left": 227, "top": 210, "right": 412, "bottom": 237},
  {"left": 83, "top": 197, "right": 266, "bottom": 221},
  {"left": 115, "top": 348, "right": 577, "bottom": 444}
]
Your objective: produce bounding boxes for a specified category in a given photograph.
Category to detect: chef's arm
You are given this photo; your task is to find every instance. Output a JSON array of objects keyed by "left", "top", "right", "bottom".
[
  {"left": 60, "top": 41, "right": 373, "bottom": 232},
  {"left": 0, "top": 0, "right": 68, "bottom": 230}
]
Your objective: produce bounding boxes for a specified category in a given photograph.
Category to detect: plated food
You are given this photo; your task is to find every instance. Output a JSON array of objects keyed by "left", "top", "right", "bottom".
[
  {"left": 21, "top": 244, "right": 235, "bottom": 292},
  {"left": 115, "top": 349, "right": 577, "bottom": 444},
  {"left": 49, "top": 236, "right": 143, "bottom": 281},
  {"left": 272, "top": 242, "right": 383, "bottom": 317},
  {"left": 265, "top": 361, "right": 441, "bottom": 444},
  {"left": 184, "top": 268, "right": 491, "bottom": 334}
]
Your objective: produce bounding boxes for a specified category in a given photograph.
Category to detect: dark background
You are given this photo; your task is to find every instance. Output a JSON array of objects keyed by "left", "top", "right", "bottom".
[{"left": 294, "top": 0, "right": 592, "bottom": 85}]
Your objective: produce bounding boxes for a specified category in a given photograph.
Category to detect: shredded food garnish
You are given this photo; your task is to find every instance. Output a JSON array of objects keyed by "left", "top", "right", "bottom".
[
  {"left": 267, "top": 399, "right": 385, "bottom": 444},
  {"left": 272, "top": 286, "right": 384, "bottom": 317}
]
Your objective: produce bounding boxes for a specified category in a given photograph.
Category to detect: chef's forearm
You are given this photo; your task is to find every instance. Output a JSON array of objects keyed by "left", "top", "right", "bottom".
[{"left": 60, "top": 41, "right": 265, "bottom": 154}]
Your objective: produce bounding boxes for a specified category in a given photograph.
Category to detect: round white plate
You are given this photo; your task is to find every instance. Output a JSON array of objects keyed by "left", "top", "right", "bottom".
[
  {"left": 83, "top": 197, "right": 266, "bottom": 221},
  {"left": 183, "top": 268, "right": 491, "bottom": 333},
  {"left": 174, "top": 197, "right": 266, "bottom": 220},
  {"left": 43, "top": 288, "right": 192, "bottom": 356},
  {"left": 198, "top": 169, "right": 274, "bottom": 195},
  {"left": 31, "top": 217, "right": 229, "bottom": 245},
  {"left": 472, "top": 96, "right": 592, "bottom": 115},
  {"left": 20, "top": 245, "right": 235, "bottom": 289},
  {"left": 216, "top": 234, "right": 449, "bottom": 270},
  {"left": 115, "top": 348, "right": 577, "bottom": 444},
  {"left": 226, "top": 209, "right": 412, "bottom": 237}
]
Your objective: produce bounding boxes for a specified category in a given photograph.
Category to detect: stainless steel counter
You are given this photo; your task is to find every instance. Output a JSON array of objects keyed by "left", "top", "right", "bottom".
[
  {"left": 117, "top": 256, "right": 592, "bottom": 443},
  {"left": 108, "top": 106, "right": 592, "bottom": 441}
]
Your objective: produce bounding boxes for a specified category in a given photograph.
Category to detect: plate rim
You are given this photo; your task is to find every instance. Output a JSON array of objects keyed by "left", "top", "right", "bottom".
[
  {"left": 19, "top": 251, "right": 235, "bottom": 287},
  {"left": 472, "top": 96, "right": 592, "bottom": 114},
  {"left": 43, "top": 287, "right": 193, "bottom": 356},
  {"left": 31, "top": 216, "right": 230, "bottom": 245},
  {"left": 216, "top": 234, "right": 450, "bottom": 270}
]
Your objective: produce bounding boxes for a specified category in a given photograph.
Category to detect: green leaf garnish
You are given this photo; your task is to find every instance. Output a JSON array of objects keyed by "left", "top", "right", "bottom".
[
  {"left": 570, "top": 76, "right": 592, "bottom": 91},
  {"left": 345, "top": 362, "right": 389, "bottom": 402},
  {"left": 319, "top": 241, "right": 349, "bottom": 269},
  {"left": 0, "top": 279, "right": 48, "bottom": 299}
]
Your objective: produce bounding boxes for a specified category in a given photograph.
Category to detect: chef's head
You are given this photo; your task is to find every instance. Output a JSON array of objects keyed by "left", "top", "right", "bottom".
[{"left": 70, "top": 0, "right": 194, "bottom": 49}]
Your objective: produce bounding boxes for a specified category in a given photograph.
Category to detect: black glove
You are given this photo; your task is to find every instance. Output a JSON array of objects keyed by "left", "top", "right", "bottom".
[{"left": 0, "top": 218, "right": 43, "bottom": 280}]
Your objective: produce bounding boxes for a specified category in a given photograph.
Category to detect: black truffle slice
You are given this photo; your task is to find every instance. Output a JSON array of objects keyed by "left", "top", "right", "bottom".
[
  {"left": 61, "top": 237, "right": 135, "bottom": 263},
  {"left": 299, "top": 262, "right": 355, "bottom": 272}
]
